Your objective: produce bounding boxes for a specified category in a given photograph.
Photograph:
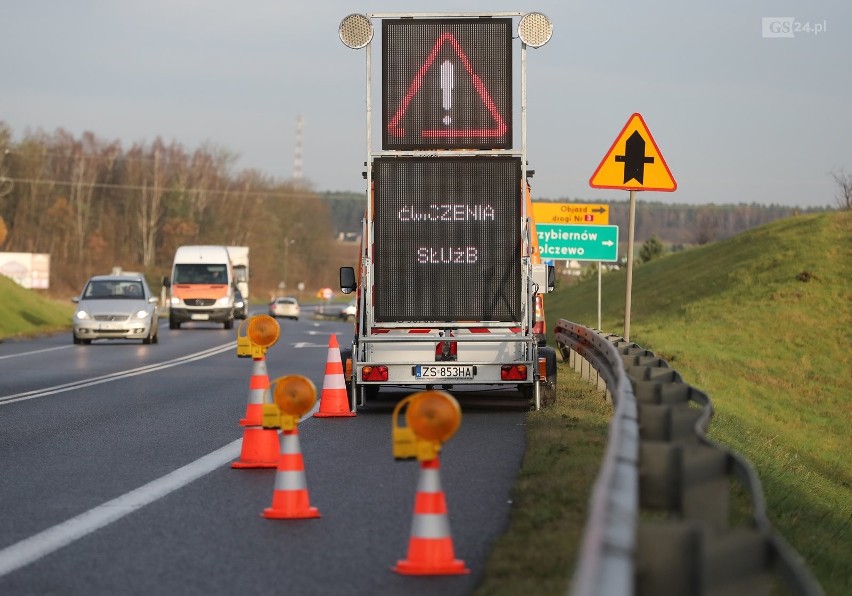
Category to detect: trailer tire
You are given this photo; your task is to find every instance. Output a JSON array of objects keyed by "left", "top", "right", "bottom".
[
  {"left": 539, "top": 346, "right": 558, "bottom": 407},
  {"left": 340, "top": 348, "right": 354, "bottom": 403}
]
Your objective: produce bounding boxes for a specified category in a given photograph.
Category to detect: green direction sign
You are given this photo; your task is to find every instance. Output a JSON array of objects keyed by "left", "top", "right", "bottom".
[{"left": 536, "top": 224, "right": 619, "bottom": 262}]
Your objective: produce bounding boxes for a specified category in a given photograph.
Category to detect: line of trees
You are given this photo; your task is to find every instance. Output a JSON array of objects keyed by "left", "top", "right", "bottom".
[{"left": 0, "top": 123, "right": 343, "bottom": 298}]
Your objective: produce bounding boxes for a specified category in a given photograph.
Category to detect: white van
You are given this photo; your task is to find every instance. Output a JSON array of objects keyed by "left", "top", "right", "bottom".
[{"left": 163, "top": 245, "right": 236, "bottom": 329}]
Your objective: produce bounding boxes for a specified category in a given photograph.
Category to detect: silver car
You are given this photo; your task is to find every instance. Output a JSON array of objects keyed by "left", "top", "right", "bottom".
[
  {"left": 269, "top": 296, "right": 300, "bottom": 320},
  {"left": 339, "top": 299, "right": 357, "bottom": 321},
  {"left": 72, "top": 274, "right": 160, "bottom": 345}
]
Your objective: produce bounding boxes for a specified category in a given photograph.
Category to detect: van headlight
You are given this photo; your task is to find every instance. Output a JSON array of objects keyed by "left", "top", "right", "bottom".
[
  {"left": 170, "top": 297, "right": 182, "bottom": 306},
  {"left": 216, "top": 296, "right": 232, "bottom": 306}
]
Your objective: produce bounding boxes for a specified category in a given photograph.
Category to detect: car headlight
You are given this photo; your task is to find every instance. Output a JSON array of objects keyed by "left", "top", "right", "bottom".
[
  {"left": 75, "top": 310, "right": 91, "bottom": 320},
  {"left": 133, "top": 309, "right": 151, "bottom": 319}
]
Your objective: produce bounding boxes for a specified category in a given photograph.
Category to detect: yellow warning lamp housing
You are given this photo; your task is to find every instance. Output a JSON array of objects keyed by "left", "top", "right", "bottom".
[
  {"left": 392, "top": 390, "right": 461, "bottom": 462},
  {"left": 236, "top": 315, "right": 280, "bottom": 358},
  {"left": 262, "top": 374, "right": 317, "bottom": 431}
]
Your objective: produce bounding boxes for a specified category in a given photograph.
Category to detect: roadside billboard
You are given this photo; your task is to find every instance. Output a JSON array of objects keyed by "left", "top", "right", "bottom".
[{"left": 0, "top": 252, "right": 51, "bottom": 289}]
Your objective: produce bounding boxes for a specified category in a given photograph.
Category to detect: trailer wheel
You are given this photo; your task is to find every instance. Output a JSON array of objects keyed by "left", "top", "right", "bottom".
[
  {"left": 340, "top": 348, "right": 354, "bottom": 405},
  {"left": 540, "top": 346, "right": 558, "bottom": 406},
  {"left": 521, "top": 347, "right": 558, "bottom": 408}
]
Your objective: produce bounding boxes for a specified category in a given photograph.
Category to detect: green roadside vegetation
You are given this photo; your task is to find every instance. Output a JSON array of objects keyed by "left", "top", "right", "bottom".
[
  {"left": 487, "top": 210, "right": 847, "bottom": 594},
  {"left": 0, "top": 275, "right": 74, "bottom": 339},
  {"left": 475, "top": 366, "right": 611, "bottom": 595}
]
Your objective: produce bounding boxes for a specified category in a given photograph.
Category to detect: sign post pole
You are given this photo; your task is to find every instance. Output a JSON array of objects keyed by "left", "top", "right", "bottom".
[
  {"left": 597, "top": 262, "right": 602, "bottom": 330},
  {"left": 624, "top": 189, "right": 636, "bottom": 341}
]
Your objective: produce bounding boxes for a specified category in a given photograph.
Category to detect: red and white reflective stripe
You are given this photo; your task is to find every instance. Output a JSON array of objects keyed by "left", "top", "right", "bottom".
[
  {"left": 263, "top": 428, "right": 320, "bottom": 519},
  {"left": 323, "top": 356, "right": 347, "bottom": 390},
  {"left": 240, "top": 356, "right": 270, "bottom": 427},
  {"left": 370, "top": 327, "right": 523, "bottom": 335},
  {"left": 410, "top": 460, "right": 452, "bottom": 539},
  {"left": 247, "top": 357, "right": 269, "bottom": 404},
  {"left": 273, "top": 470, "right": 308, "bottom": 491},
  {"left": 411, "top": 513, "right": 452, "bottom": 539}
]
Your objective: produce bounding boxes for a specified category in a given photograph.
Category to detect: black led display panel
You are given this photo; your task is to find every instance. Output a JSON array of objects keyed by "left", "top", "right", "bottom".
[
  {"left": 382, "top": 18, "right": 512, "bottom": 150},
  {"left": 373, "top": 156, "right": 521, "bottom": 322}
]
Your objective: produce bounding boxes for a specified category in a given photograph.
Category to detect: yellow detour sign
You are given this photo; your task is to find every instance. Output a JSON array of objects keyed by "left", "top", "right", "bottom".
[
  {"left": 262, "top": 374, "right": 317, "bottom": 431},
  {"left": 393, "top": 390, "right": 461, "bottom": 461},
  {"left": 532, "top": 202, "right": 609, "bottom": 225},
  {"left": 589, "top": 113, "right": 676, "bottom": 192},
  {"left": 236, "top": 315, "right": 281, "bottom": 358}
]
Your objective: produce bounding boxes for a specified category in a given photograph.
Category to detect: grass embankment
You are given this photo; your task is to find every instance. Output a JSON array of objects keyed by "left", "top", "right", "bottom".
[
  {"left": 0, "top": 275, "right": 74, "bottom": 339},
  {"left": 526, "top": 210, "right": 849, "bottom": 594},
  {"left": 476, "top": 366, "right": 611, "bottom": 595}
]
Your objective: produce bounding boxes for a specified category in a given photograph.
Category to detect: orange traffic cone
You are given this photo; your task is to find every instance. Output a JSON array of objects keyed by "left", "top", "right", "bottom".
[
  {"left": 314, "top": 334, "right": 356, "bottom": 418},
  {"left": 240, "top": 357, "right": 269, "bottom": 426},
  {"left": 232, "top": 356, "right": 279, "bottom": 469},
  {"left": 393, "top": 457, "right": 469, "bottom": 575},
  {"left": 262, "top": 428, "right": 321, "bottom": 519}
]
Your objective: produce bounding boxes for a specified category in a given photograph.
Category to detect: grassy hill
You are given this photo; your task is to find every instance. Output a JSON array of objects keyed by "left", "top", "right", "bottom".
[
  {"left": 0, "top": 274, "right": 74, "bottom": 339},
  {"left": 543, "top": 210, "right": 851, "bottom": 593}
]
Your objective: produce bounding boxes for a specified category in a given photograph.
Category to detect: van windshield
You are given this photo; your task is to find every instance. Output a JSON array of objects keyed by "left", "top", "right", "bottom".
[{"left": 173, "top": 264, "right": 228, "bottom": 284}]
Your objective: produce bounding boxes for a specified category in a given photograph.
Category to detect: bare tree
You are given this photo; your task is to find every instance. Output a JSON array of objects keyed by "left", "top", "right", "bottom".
[
  {"left": 14, "top": 135, "right": 57, "bottom": 254},
  {"left": 65, "top": 131, "right": 109, "bottom": 270},
  {"left": 831, "top": 168, "right": 852, "bottom": 210},
  {"left": 693, "top": 207, "right": 719, "bottom": 245},
  {"left": 127, "top": 139, "right": 168, "bottom": 268}
]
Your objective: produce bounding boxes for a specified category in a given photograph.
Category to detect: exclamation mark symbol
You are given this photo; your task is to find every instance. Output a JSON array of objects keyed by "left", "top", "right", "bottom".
[{"left": 441, "top": 60, "right": 454, "bottom": 126}]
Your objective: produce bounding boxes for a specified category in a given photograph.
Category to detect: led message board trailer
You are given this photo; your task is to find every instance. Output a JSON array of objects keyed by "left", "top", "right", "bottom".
[
  {"left": 382, "top": 18, "right": 513, "bottom": 150},
  {"left": 373, "top": 156, "right": 521, "bottom": 322}
]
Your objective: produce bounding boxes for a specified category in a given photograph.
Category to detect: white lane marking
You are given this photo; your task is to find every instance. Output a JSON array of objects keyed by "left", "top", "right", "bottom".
[
  {"left": 0, "top": 439, "right": 242, "bottom": 578},
  {"left": 0, "top": 343, "right": 235, "bottom": 406},
  {"left": 0, "top": 345, "right": 73, "bottom": 360},
  {"left": 291, "top": 342, "right": 330, "bottom": 349},
  {"left": 0, "top": 404, "right": 320, "bottom": 578},
  {"left": 0, "top": 321, "right": 170, "bottom": 361}
]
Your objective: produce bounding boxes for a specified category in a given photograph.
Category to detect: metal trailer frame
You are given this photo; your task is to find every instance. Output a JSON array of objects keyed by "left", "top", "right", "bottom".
[{"left": 342, "top": 12, "right": 553, "bottom": 410}]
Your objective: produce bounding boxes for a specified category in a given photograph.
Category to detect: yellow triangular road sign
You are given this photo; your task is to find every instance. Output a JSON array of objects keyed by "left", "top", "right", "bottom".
[{"left": 589, "top": 113, "right": 676, "bottom": 192}]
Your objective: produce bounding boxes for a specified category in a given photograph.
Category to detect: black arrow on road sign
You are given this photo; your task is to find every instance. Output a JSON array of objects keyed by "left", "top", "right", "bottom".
[
  {"left": 591, "top": 207, "right": 606, "bottom": 213},
  {"left": 615, "top": 130, "right": 654, "bottom": 184}
]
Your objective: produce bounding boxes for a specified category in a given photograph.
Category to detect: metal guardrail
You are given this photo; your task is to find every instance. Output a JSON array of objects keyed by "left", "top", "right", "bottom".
[{"left": 554, "top": 319, "right": 824, "bottom": 596}]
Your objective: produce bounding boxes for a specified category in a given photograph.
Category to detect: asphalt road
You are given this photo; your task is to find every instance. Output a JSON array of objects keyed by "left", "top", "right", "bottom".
[{"left": 0, "top": 307, "right": 528, "bottom": 595}]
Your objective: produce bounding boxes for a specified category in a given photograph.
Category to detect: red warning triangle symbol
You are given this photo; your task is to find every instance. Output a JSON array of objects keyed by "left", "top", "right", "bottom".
[{"left": 387, "top": 32, "right": 507, "bottom": 139}]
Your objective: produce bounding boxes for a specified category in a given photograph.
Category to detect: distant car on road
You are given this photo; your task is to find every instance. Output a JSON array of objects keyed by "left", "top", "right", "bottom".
[
  {"left": 233, "top": 289, "right": 248, "bottom": 320},
  {"left": 340, "top": 299, "right": 356, "bottom": 321},
  {"left": 72, "top": 274, "right": 160, "bottom": 345},
  {"left": 269, "top": 296, "right": 300, "bottom": 320}
]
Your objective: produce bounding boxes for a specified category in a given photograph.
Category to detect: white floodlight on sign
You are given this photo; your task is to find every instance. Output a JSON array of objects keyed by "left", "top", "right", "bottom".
[
  {"left": 518, "top": 12, "right": 553, "bottom": 48},
  {"left": 339, "top": 14, "right": 373, "bottom": 49}
]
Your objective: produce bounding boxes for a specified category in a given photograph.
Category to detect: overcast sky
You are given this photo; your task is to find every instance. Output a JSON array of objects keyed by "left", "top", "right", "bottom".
[{"left": 2, "top": 1, "right": 849, "bottom": 208}]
